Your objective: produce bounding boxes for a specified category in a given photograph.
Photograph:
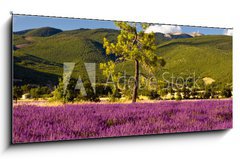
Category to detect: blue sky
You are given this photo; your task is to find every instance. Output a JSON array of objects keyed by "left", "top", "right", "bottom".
[{"left": 13, "top": 15, "right": 228, "bottom": 35}]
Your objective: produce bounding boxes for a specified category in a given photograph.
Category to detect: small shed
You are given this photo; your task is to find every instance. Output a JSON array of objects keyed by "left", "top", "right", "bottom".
[{"left": 22, "top": 93, "right": 30, "bottom": 100}]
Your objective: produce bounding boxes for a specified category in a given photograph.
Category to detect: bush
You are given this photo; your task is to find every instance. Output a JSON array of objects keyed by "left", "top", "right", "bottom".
[
  {"left": 175, "top": 90, "right": 182, "bottom": 101},
  {"left": 39, "top": 86, "right": 51, "bottom": 95},
  {"left": 13, "top": 86, "right": 23, "bottom": 102},
  {"left": 221, "top": 87, "right": 232, "bottom": 98},
  {"left": 182, "top": 86, "right": 190, "bottom": 99},
  {"left": 30, "top": 87, "right": 41, "bottom": 100},
  {"left": 82, "top": 82, "right": 100, "bottom": 102},
  {"left": 190, "top": 88, "right": 198, "bottom": 99},
  {"left": 95, "top": 84, "right": 112, "bottom": 96},
  {"left": 148, "top": 90, "right": 160, "bottom": 100},
  {"left": 107, "top": 88, "right": 121, "bottom": 102},
  {"left": 121, "top": 88, "right": 132, "bottom": 100},
  {"left": 21, "top": 85, "right": 30, "bottom": 94},
  {"left": 159, "top": 88, "right": 168, "bottom": 97},
  {"left": 203, "top": 88, "right": 212, "bottom": 99},
  {"left": 52, "top": 78, "right": 76, "bottom": 102}
]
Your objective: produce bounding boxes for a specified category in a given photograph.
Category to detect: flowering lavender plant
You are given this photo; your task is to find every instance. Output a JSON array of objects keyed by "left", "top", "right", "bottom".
[{"left": 13, "top": 99, "right": 232, "bottom": 143}]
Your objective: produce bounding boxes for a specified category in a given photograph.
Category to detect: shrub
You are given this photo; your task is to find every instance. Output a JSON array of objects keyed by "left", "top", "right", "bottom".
[
  {"left": 95, "top": 84, "right": 112, "bottom": 96},
  {"left": 13, "top": 86, "right": 23, "bottom": 102},
  {"left": 221, "top": 86, "right": 232, "bottom": 98},
  {"left": 182, "top": 86, "right": 190, "bottom": 99},
  {"left": 148, "top": 90, "right": 160, "bottom": 100},
  {"left": 203, "top": 88, "right": 212, "bottom": 99},
  {"left": 175, "top": 90, "right": 182, "bottom": 101},
  {"left": 30, "top": 88, "right": 41, "bottom": 100}
]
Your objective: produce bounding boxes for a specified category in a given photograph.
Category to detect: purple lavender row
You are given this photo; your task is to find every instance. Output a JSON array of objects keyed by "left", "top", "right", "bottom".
[{"left": 13, "top": 99, "right": 232, "bottom": 143}]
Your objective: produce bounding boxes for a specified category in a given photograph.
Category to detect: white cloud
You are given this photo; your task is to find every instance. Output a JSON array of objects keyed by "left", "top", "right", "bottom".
[
  {"left": 224, "top": 29, "right": 233, "bottom": 36},
  {"left": 145, "top": 25, "right": 182, "bottom": 34}
]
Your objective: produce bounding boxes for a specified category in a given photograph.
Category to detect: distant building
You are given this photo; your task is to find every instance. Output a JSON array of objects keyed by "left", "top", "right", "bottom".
[{"left": 22, "top": 93, "right": 30, "bottom": 99}]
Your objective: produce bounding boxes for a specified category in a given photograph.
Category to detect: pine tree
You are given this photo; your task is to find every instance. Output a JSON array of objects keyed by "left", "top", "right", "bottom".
[{"left": 103, "top": 22, "right": 165, "bottom": 102}]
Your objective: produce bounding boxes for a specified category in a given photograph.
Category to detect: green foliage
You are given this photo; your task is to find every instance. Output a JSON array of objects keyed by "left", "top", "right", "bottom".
[
  {"left": 52, "top": 78, "right": 65, "bottom": 102},
  {"left": 14, "top": 54, "right": 61, "bottom": 85},
  {"left": 120, "top": 88, "right": 132, "bottom": 100},
  {"left": 203, "top": 88, "right": 212, "bottom": 99},
  {"left": 182, "top": 85, "right": 190, "bottom": 99},
  {"left": 190, "top": 88, "right": 198, "bottom": 99},
  {"left": 13, "top": 27, "right": 232, "bottom": 101},
  {"left": 78, "top": 82, "right": 100, "bottom": 102},
  {"left": 100, "top": 61, "right": 122, "bottom": 87},
  {"left": 29, "top": 86, "right": 51, "bottom": 100},
  {"left": 39, "top": 86, "right": 51, "bottom": 95},
  {"left": 107, "top": 89, "right": 122, "bottom": 102},
  {"left": 13, "top": 28, "right": 119, "bottom": 84},
  {"left": 148, "top": 90, "right": 160, "bottom": 100},
  {"left": 13, "top": 86, "right": 23, "bottom": 101},
  {"left": 156, "top": 35, "right": 232, "bottom": 84},
  {"left": 13, "top": 35, "right": 30, "bottom": 45},
  {"left": 24, "top": 27, "right": 62, "bottom": 37},
  {"left": 175, "top": 89, "right": 182, "bottom": 101},
  {"left": 29, "top": 88, "right": 41, "bottom": 100},
  {"left": 159, "top": 88, "right": 168, "bottom": 97},
  {"left": 103, "top": 22, "right": 165, "bottom": 72},
  {"left": 102, "top": 22, "right": 165, "bottom": 102},
  {"left": 52, "top": 78, "right": 81, "bottom": 103},
  {"left": 21, "top": 84, "right": 30, "bottom": 94},
  {"left": 221, "top": 85, "right": 232, "bottom": 98},
  {"left": 13, "top": 28, "right": 232, "bottom": 87},
  {"left": 52, "top": 78, "right": 100, "bottom": 103},
  {"left": 95, "top": 84, "right": 112, "bottom": 96}
]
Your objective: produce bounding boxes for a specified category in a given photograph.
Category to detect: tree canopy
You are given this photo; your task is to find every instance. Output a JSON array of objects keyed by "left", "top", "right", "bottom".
[{"left": 102, "top": 22, "right": 165, "bottom": 102}]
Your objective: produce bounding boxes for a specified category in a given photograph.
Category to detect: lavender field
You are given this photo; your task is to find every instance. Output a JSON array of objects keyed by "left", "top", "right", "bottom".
[{"left": 13, "top": 99, "right": 232, "bottom": 143}]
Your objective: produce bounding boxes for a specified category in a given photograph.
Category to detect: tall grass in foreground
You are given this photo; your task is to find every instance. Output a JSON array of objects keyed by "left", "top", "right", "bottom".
[{"left": 13, "top": 99, "right": 232, "bottom": 143}]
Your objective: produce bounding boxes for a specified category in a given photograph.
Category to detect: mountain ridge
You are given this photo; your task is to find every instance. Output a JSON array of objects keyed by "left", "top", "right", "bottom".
[{"left": 14, "top": 27, "right": 63, "bottom": 37}]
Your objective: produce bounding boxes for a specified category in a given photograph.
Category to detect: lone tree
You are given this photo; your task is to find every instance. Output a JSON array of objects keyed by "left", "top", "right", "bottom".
[
  {"left": 103, "top": 22, "right": 165, "bottom": 102},
  {"left": 13, "top": 86, "right": 23, "bottom": 103}
]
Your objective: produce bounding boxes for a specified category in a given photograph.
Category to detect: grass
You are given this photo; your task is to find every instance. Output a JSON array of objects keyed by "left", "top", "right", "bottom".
[
  {"left": 155, "top": 35, "right": 232, "bottom": 84},
  {"left": 24, "top": 27, "right": 62, "bottom": 37}
]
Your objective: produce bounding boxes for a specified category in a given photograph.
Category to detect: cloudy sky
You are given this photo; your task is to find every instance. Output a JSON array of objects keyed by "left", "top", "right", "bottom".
[{"left": 13, "top": 15, "right": 232, "bottom": 36}]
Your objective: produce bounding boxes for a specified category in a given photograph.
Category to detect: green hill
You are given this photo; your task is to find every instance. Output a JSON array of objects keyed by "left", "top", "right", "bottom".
[
  {"left": 14, "top": 29, "right": 34, "bottom": 35},
  {"left": 13, "top": 27, "right": 232, "bottom": 86},
  {"left": 13, "top": 28, "right": 119, "bottom": 84},
  {"left": 15, "top": 27, "right": 63, "bottom": 37},
  {"left": 156, "top": 35, "right": 232, "bottom": 84}
]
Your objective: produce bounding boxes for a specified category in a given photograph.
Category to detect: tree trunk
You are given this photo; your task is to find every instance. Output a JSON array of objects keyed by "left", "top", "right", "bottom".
[{"left": 132, "top": 59, "right": 139, "bottom": 103}]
